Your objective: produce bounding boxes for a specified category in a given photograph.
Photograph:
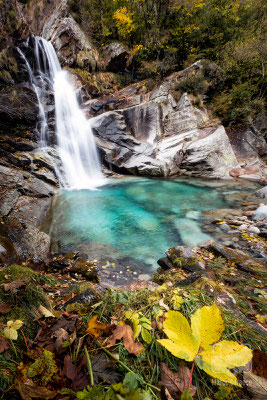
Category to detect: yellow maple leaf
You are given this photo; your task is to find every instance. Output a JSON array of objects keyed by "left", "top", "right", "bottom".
[
  {"left": 191, "top": 304, "right": 224, "bottom": 350},
  {"left": 157, "top": 311, "right": 199, "bottom": 361},
  {"left": 157, "top": 306, "right": 252, "bottom": 386}
]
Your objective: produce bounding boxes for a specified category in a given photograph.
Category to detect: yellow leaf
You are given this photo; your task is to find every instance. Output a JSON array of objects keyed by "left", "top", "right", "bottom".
[
  {"left": 3, "top": 320, "right": 23, "bottom": 340},
  {"left": 141, "top": 327, "right": 151, "bottom": 344},
  {"left": 38, "top": 305, "right": 55, "bottom": 318},
  {"left": 3, "top": 327, "right": 18, "bottom": 340},
  {"left": 85, "top": 315, "right": 109, "bottom": 337},
  {"left": 196, "top": 356, "right": 240, "bottom": 386},
  {"left": 191, "top": 305, "right": 224, "bottom": 349},
  {"left": 132, "top": 315, "right": 141, "bottom": 339},
  {"left": 201, "top": 340, "right": 252, "bottom": 369},
  {"left": 157, "top": 311, "right": 199, "bottom": 361},
  {"left": 11, "top": 320, "right": 23, "bottom": 330}
]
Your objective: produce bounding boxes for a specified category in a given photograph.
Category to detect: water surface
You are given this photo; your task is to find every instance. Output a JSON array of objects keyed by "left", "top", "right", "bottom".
[{"left": 49, "top": 177, "right": 256, "bottom": 277}]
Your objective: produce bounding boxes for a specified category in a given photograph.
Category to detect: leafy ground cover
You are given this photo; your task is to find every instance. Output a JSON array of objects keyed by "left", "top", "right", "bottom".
[{"left": 0, "top": 247, "right": 266, "bottom": 400}]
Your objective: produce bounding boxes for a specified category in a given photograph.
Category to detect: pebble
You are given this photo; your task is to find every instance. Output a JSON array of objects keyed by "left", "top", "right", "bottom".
[
  {"left": 247, "top": 226, "right": 260, "bottom": 234},
  {"left": 238, "top": 224, "right": 248, "bottom": 230},
  {"left": 253, "top": 204, "right": 267, "bottom": 220},
  {"left": 220, "top": 223, "right": 231, "bottom": 232},
  {"left": 239, "top": 216, "right": 248, "bottom": 221}
]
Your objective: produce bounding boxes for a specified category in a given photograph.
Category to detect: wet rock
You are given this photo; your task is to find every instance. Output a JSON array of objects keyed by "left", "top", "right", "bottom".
[
  {"left": 174, "top": 272, "right": 204, "bottom": 286},
  {"left": 0, "top": 188, "right": 20, "bottom": 216},
  {"left": 51, "top": 17, "right": 98, "bottom": 70},
  {"left": 47, "top": 253, "right": 75, "bottom": 271},
  {"left": 238, "top": 224, "right": 249, "bottom": 230},
  {"left": 70, "top": 258, "right": 99, "bottom": 282},
  {"left": 206, "top": 243, "right": 266, "bottom": 276},
  {"left": 32, "top": 167, "right": 58, "bottom": 186},
  {"left": 8, "top": 220, "right": 50, "bottom": 263},
  {"left": 253, "top": 205, "right": 267, "bottom": 220},
  {"left": 0, "top": 85, "right": 38, "bottom": 124},
  {"left": 157, "top": 256, "right": 174, "bottom": 270},
  {"left": 0, "top": 165, "right": 54, "bottom": 197},
  {"left": 104, "top": 42, "right": 129, "bottom": 72},
  {"left": 166, "top": 246, "right": 205, "bottom": 272},
  {"left": 220, "top": 223, "right": 231, "bottom": 232},
  {"left": 254, "top": 186, "right": 267, "bottom": 200},
  {"left": 56, "top": 288, "right": 99, "bottom": 310},
  {"left": 247, "top": 226, "right": 260, "bottom": 234},
  {"left": 8, "top": 196, "right": 51, "bottom": 227}
]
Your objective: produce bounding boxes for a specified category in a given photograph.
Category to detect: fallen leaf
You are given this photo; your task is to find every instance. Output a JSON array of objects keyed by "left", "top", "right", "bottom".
[
  {"left": 244, "top": 370, "right": 267, "bottom": 400},
  {"left": 0, "top": 302, "right": 12, "bottom": 314},
  {"left": 252, "top": 349, "right": 267, "bottom": 379},
  {"left": 15, "top": 381, "right": 56, "bottom": 400},
  {"left": 0, "top": 336, "right": 9, "bottom": 352},
  {"left": 158, "top": 362, "right": 197, "bottom": 396},
  {"left": 107, "top": 324, "right": 144, "bottom": 355},
  {"left": 63, "top": 355, "right": 89, "bottom": 391},
  {"left": 3, "top": 320, "right": 23, "bottom": 340},
  {"left": 3, "top": 280, "right": 25, "bottom": 292},
  {"left": 53, "top": 328, "right": 69, "bottom": 351},
  {"left": 91, "top": 353, "right": 121, "bottom": 384},
  {"left": 38, "top": 305, "right": 55, "bottom": 318},
  {"left": 85, "top": 315, "right": 109, "bottom": 337},
  {"left": 159, "top": 298, "right": 169, "bottom": 311}
]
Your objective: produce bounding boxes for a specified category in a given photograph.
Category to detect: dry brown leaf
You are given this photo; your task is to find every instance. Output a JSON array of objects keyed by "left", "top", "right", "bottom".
[
  {"left": 85, "top": 315, "right": 109, "bottom": 337},
  {"left": 15, "top": 381, "right": 56, "bottom": 400},
  {"left": 3, "top": 280, "right": 25, "bottom": 292},
  {"left": 0, "top": 336, "right": 9, "bottom": 353},
  {"left": 252, "top": 349, "right": 267, "bottom": 379},
  {"left": 53, "top": 328, "right": 69, "bottom": 351},
  {"left": 159, "top": 297, "right": 169, "bottom": 311},
  {"left": 38, "top": 305, "right": 55, "bottom": 318},
  {"left": 158, "top": 362, "right": 197, "bottom": 396},
  {"left": 0, "top": 302, "right": 12, "bottom": 314},
  {"left": 107, "top": 324, "right": 144, "bottom": 355}
]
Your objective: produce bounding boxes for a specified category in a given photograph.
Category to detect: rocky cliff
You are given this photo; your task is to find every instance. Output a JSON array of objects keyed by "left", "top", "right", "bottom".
[{"left": 0, "top": 0, "right": 266, "bottom": 265}]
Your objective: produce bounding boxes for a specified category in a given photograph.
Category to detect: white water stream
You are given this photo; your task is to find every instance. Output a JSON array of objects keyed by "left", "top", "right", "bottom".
[{"left": 18, "top": 37, "right": 105, "bottom": 189}]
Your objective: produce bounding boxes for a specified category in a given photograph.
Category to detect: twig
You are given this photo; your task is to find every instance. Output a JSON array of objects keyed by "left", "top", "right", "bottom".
[
  {"left": 188, "top": 361, "right": 195, "bottom": 390},
  {"left": 21, "top": 329, "right": 30, "bottom": 352},
  {"left": 84, "top": 345, "right": 94, "bottom": 386}
]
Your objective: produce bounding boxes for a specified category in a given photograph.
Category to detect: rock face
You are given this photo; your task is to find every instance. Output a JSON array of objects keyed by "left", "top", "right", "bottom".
[
  {"left": 92, "top": 92, "right": 239, "bottom": 178},
  {"left": 50, "top": 17, "right": 98, "bottom": 71},
  {"left": 0, "top": 165, "right": 54, "bottom": 264},
  {"left": 104, "top": 42, "right": 130, "bottom": 72}
]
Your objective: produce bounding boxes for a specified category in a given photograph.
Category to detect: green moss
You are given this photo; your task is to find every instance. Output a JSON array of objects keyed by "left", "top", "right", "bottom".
[{"left": 0, "top": 265, "right": 36, "bottom": 282}]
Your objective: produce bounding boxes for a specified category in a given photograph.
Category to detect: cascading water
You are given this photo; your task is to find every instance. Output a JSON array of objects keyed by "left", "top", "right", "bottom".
[{"left": 18, "top": 37, "right": 105, "bottom": 189}]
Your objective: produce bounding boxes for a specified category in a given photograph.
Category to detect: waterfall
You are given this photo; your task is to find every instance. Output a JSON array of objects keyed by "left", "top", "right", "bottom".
[{"left": 18, "top": 37, "right": 105, "bottom": 189}]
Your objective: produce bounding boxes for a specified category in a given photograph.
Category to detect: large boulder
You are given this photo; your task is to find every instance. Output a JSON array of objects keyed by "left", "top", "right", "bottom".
[
  {"left": 92, "top": 92, "right": 239, "bottom": 178},
  {"left": 104, "top": 42, "right": 130, "bottom": 72}
]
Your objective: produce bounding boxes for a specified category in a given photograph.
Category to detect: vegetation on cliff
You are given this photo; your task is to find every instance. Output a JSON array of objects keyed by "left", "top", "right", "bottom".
[{"left": 68, "top": 0, "right": 266, "bottom": 127}]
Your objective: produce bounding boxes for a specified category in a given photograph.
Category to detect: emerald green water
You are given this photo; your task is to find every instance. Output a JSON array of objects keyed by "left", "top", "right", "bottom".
[{"left": 49, "top": 177, "right": 251, "bottom": 274}]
